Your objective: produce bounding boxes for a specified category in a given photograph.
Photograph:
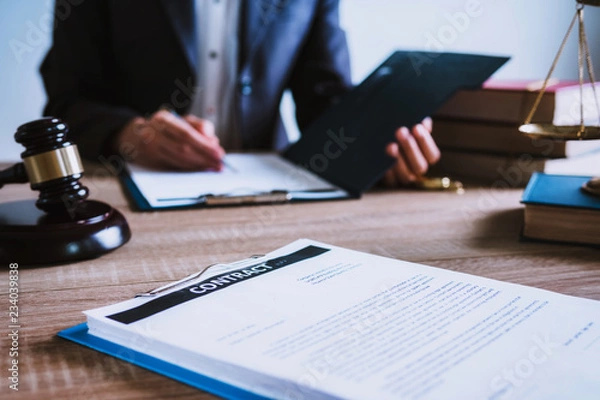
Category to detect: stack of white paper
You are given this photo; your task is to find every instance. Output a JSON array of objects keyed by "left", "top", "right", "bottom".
[{"left": 84, "top": 239, "right": 600, "bottom": 400}]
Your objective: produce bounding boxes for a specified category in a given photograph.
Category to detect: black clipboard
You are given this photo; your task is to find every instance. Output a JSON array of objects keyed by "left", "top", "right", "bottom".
[{"left": 285, "top": 50, "right": 510, "bottom": 197}]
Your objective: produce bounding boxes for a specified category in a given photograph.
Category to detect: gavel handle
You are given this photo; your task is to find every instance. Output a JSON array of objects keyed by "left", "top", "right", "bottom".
[{"left": 0, "top": 163, "right": 28, "bottom": 189}]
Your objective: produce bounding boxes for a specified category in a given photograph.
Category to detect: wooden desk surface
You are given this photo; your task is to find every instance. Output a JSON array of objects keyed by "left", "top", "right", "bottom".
[{"left": 1, "top": 170, "right": 599, "bottom": 399}]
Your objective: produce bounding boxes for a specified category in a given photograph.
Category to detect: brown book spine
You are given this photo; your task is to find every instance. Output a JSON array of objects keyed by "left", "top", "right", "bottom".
[
  {"left": 434, "top": 88, "right": 556, "bottom": 124},
  {"left": 432, "top": 119, "right": 568, "bottom": 157}
]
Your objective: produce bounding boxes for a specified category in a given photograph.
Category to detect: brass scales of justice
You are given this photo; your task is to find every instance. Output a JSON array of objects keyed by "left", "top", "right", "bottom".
[{"left": 518, "top": 0, "right": 600, "bottom": 196}]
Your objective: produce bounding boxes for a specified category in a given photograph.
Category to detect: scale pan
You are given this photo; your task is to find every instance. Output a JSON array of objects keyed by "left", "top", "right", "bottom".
[
  {"left": 518, "top": 124, "right": 600, "bottom": 140},
  {"left": 581, "top": 177, "right": 600, "bottom": 196}
]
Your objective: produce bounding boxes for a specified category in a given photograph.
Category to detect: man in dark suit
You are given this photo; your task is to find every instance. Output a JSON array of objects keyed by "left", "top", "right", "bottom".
[{"left": 41, "top": 0, "right": 439, "bottom": 186}]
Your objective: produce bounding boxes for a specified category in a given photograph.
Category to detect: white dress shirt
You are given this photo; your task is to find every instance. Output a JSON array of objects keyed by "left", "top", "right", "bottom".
[{"left": 190, "top": 0, "right": 241, "bottom": 149}]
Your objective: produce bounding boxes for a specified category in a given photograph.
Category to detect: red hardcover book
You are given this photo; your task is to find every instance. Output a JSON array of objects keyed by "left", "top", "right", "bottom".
[{"left": 434, "top": 79, "right": 599, "bottom": 125}]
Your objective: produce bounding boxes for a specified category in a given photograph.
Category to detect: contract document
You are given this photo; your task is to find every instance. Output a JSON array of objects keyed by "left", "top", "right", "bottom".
[{"left": 64, "top": 240, "right": 600, "bottom": 399}]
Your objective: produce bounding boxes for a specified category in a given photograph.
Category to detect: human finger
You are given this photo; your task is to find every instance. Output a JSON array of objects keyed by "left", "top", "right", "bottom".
[
  {"left": 385, "top": 142, "right": 417, "bottom": 185},
  {"left": 421, "top": 116, "right": 433, "bottom": 132},
  {"left": 157, "top": 139, "right": 224, "bottom": 171},
  {"left": 411, "top": 123, "right": 440, "bottom": 165},
  {"left": 395, "top": 127, "right": 429, "bottom": 176},
  {"left": 182, "top": 114, "right": 219, "bottom": 141},
  {"left": 149, "top": 110, "right": 224, "bottom": 162}
]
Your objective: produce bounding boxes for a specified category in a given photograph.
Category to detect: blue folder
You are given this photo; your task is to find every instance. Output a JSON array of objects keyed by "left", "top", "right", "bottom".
[{"left": 58, "top": 323, "right": 269, "bottom": 399}]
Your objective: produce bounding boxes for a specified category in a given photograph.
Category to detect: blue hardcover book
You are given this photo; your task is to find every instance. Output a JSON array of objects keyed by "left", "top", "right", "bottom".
[
  {"left": 521, "top": 172, "right": 600, "bottom": 245},
  {"left": 521, "top": 173, "right": 600, "bottom": 210}
]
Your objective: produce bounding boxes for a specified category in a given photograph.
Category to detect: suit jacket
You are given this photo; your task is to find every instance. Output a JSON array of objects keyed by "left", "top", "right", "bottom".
[{"left": 40, "top": 0, "right": 352, "bottom": 161}]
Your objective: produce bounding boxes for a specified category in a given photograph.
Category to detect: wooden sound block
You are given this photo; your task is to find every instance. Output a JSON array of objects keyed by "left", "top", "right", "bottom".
[{"left": 0, "top": 199, "right": 131, "bottom": 266}]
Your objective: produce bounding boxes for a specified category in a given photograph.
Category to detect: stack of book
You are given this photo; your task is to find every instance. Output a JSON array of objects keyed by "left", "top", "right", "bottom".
[
  {"left": 521, "top": 173, "right": 600, "bottom": 246},
  {"left": 430, "top": 80, "right": 600, "bottom": 186}
]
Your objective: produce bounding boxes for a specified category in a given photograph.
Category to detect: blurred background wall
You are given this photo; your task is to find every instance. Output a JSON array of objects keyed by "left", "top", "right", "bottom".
[{"left": 1, "top": 0, "right": 599, "bottom": 161}]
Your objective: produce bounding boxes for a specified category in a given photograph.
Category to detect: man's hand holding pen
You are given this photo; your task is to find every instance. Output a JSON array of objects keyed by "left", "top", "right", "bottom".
[
  {"left": 115, "top": 109, "right": 225, "bottom": 171},
  {"left": 116, "top": 111, "right": 441, "bottom": 188}
]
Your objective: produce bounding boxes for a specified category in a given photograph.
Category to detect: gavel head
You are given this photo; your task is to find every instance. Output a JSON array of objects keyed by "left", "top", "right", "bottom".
[{"left": 15, "top": 117, "right": 89, "bottom": 214}]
